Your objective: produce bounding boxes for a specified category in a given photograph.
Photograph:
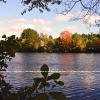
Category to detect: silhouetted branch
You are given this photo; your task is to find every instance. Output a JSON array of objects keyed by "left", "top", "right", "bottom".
[
  {"left": 0, "top": 0, "right": 100, "bottom": 22},
  {"left": 0, "top": 0, "right": 6, "bottom": 3}
]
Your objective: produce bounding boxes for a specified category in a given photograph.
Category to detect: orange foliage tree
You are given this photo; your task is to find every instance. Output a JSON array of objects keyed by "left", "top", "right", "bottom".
[{"left": 60, "top": 31, "right": 72, "bottom": 52}]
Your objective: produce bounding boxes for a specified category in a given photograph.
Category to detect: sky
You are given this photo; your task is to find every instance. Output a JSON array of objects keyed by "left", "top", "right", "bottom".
[{"left": 0, "top": 0, "right": 100, "bottom": 39}]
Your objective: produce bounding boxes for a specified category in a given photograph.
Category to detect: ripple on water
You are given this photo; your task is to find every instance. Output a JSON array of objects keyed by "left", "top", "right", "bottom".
[{"left": 4, "top": 53, "right": 100, "bottom": 100}]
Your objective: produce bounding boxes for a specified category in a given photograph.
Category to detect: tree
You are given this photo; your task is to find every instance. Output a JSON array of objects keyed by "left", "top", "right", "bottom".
[
  {"left": 53, "top": 37, "right": 62, "bottom": 52},
  {"left": 46, "top": 35, "right": 55, "bottom": 52},
  {"left": 20, "top": 28, "right": 39, "bottom": 52},
  {"left": 60, "top": 31, "right": 72, "bottom": 52},
  {"left": 38, "top": 33, "right": 49, "bottom": 52},
  {"left": 0, "top": 35, "right": 20, "bottom": 71},
  {"left": 72, "top": 33, "right": 87, "bottom": 52}
]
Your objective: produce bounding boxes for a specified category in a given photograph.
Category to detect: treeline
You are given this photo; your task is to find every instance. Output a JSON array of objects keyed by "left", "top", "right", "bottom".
[{"left": 2, "top": 28, "right": 100, "bottom": 53}]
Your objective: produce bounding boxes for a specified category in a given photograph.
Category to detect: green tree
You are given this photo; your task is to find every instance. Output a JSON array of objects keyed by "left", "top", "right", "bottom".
[
  {"left": 20, "top": 28, "right": 39, "bottom": 52},
  {"left": 46, "top": 35, "right": 55, "bottom": 52},
  {"left": 53, "top": 37, "right": 62, "bottom": 52},
  {"left": 0, "top": 35, "right": 19, "bottom": 71},
  {"left": 38, "top": 33, "right": 49, "bottom": 52},
  {"left": 72, "top": 33, "right": 87, "bottom": 52}
]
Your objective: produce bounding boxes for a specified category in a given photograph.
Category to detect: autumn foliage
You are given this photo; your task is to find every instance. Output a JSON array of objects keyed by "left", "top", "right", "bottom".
[
  {"left": 95, "top": 39, "right": 100, "bottom": 46},
  {"left": 60, "top": 31, "right": 72, "bottom": 46},
  {"left": 7, "top": 28, "right": 100, "bottom": 53}
]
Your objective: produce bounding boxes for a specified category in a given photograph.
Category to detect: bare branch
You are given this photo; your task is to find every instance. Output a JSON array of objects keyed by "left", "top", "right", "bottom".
[
  {"left": 58, "top": 0, "right": 100, "bottom": 24},
  {"left": 0, "top": 0, "right": 100, "bottom": 23}
]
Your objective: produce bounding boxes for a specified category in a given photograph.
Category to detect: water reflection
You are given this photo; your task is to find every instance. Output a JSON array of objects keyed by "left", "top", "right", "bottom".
[
  {"left": 81, "top": 72, "right": 96, "bottom": 89},
  {"left": 5, "top": 53, "right": 100, "bottom": 100}
]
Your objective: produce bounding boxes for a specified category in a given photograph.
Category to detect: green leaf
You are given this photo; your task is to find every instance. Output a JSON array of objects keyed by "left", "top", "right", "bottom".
[
  {"left": 2, "top": 34, "right": 6, "bottom": 38},
  {"left": 52, "top": 84, "right": 56, "bottom": 88},
  {"left": 26, "top": 87, "right": 35, "bottom": 94},
  {"left": 34, "top": 77, "right": 45, "bottom": 83},
  {"left": 39, "top": 9, "right": 43, "bottom": 13},
  {"left": 50, "top": 92, "right": 67, "bottom": 100},
  {"left": 41, "top": 64, "right": 49, "bottom": 79},
  {"left": 33, "top": 77, "right": 44, "bottom": 88},
  {"left": 39, "top": 82, "right": 50, "bottom": 89},
  {"left": 47, "top": 73, "right": 60, "bottom": 80},
  {"left": 33, "top": 93, "right": 48, "bottom": 100},
  {"left": 55, "top": 81, "right": 64, "bottom": 86},
  {"left": 4, "top": 64, "right": 8, "bottom": 68}
]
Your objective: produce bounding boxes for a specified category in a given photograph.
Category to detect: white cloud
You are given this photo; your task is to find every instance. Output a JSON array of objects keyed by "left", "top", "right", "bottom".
[
  {"left": 40, "top": 26, "right": 55, "bottom": 36},
  {"left": 0, "top": 18, "right": 54, "bottom": 39},
  {"left": 33, "top": 19, "right": 51, "bottom": 26},
  {"left": 23, "top": 24, "right": 36, "bottom": 29},
  {"left": 11, "top": 23, "right": 35, "bottom": 30},
  {"left": 42, "top": 26, "right": 54, "bottom": 33},
  {"left": 55, "top": 13, "right": 74, "bottom": 22},
  {"left": 81, "top": 15, "right": 100, "bottom": 24},
  {"left": 10, "top": 18, "right": 27, "bottom": 25},
  {"left": 62, "top": 26, "right": 79, "bottom": 33},
  {"left": 0, "top": 27, "right": 8, "bottom": 32},
  {"left": 1, "top": 14, "right": 99, "bottom": 39},
  {"left": 10, "top": 23, "right": 36, "bottom": 37},
  {"left": 0, "top": 20, "right": 5, "bottom": 25},
  {"left": 0, "top": 28, "right": 16, "bottom": 39},
  {"left": 55, "top": 13, "right": 100, "bottom": 26},
  {"left": 88, "top": 16, "right": 100, "bottom": 24}
]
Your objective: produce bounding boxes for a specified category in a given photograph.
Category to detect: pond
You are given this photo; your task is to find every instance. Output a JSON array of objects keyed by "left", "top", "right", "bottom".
[{"left": 5, "top": 53, "right": 100, "bottom": 100}]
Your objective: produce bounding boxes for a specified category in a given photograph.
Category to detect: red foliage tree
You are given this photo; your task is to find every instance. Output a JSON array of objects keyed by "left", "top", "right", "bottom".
[
  {"left": 60, "top": 31, "right": 72, "bottom": 46},
  {"left": 95, "top": 39, "right": 100, "bottom": 46}
]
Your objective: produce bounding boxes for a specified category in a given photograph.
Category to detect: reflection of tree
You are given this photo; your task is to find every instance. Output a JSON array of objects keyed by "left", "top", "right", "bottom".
[
  {"left": 64, "top": 66, "right": 73, "bottom": 76},
  {"left": 81, "top": 72, "right": 96, "bottom": 89}
]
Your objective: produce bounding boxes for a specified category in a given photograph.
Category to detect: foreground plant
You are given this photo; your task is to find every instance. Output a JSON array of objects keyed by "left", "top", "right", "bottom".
[
  {"left": 0, "top": 35, "right": 20, "bottom": 71},
  {"left": 17, "top": 64, "right": 67, "bottom": 100}
]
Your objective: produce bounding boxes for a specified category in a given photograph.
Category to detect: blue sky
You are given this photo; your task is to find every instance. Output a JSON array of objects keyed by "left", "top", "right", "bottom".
[{"left": 0, "top": 0, "right": 99, "bottom": 39}]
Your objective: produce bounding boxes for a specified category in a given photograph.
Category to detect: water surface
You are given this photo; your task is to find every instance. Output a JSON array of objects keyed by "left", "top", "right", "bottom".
[{"left": 5, "top": 53, "right": 100, "bottom": 100}]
